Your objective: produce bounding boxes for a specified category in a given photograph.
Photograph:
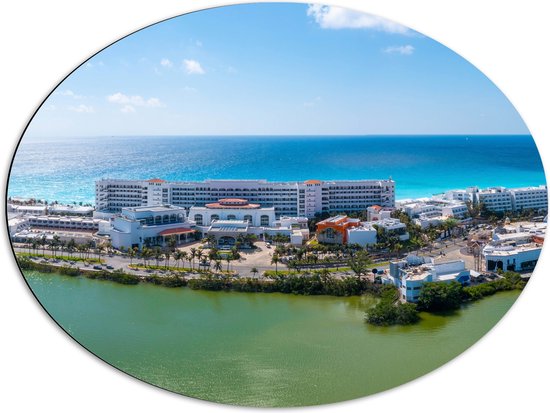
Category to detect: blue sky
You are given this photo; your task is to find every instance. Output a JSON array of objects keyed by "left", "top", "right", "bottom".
[{"left": 26, "top": 3, "right": 529, "bottom": 137}]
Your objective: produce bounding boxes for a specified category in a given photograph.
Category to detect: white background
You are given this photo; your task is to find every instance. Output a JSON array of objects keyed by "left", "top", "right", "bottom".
[{"left": 1, "top": 1, "right": 549, "bottom": 412}]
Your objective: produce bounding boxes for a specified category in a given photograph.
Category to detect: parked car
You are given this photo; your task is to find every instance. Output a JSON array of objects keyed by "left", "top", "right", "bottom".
[
  {"left": 93, "top": 265, "right": 102, "bottom": 270},
  {"left": 106, "top": 265, "right": 114, "bottom": 270}
]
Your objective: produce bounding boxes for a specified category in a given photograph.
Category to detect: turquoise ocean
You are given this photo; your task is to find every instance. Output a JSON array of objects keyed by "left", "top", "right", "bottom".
[{"left": 7, "top": 135, "right": 546, "bottom": 204}]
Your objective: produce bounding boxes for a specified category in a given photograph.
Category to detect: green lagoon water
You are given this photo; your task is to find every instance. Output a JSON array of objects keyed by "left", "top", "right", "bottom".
[{"left": 24, "top": 271, "right": 520, "bottom": 407}]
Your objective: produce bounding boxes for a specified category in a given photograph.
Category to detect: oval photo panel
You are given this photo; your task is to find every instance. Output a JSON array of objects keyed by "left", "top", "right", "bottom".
[{"left": 7, "top": 2, "right": 546, "bottom": 408}]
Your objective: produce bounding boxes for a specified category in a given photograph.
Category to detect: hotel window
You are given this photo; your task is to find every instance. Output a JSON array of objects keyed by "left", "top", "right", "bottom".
[
  {"left": 260, "top": 215, "right": 270, "bottom": 226},
  {"left": 194, "top": 214, "right": 203, "bottom": 225},
  {"left": 244, "top": 215, "right": 253, "bottom": 223}
]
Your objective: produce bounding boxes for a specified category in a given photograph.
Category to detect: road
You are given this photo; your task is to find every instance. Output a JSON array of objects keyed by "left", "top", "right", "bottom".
[{"left": 12, "top": 237, "right": 471, "bottom": 279}]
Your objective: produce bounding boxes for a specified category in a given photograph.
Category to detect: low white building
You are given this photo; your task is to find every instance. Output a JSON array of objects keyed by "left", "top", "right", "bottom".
[
  {"left": 347, "top": 224, "right": 378, "bottom": 246},
  {"left": 413, "top": 214, "right": 444, "bottom": 229},
  {"left": 366, "top": 205, "right": 394, "bottom": 221},
  {"left": 347, "top": 218, "right": 409, "bottom": 247},
  {"left": 7, "top": 204, "right": 48, "bottom": 215},
  {"left": 441, "top": 203, "right": 468, "bottom": 218},
  {"left": 386, "top": 255, "right": 473, "bottom": 302},
  {"left": 483, "top": 243, "right": 542, "bottom": 272},
  {"left": 204, "top": 216, "right": 309, "bottom": 247},
  {"left": 11, "top": 229, "right": 97, "bottom": 245},
  {"left": 399, "top": 201, "right": 441, "bottom": 218},
  {"left": 483, "top": 221, "right": 545, "bottom": 272},
  {"left": 48, "top": 204, "right": 94, "bottom": 216},
  {"left": 25, "top": 215, "right": 106, "bottom": 232},
  {"left": 8, "top": 217, "right": 30, "bottom": 236},
  {"left": 441, "top": 187, "right": 478, "bottom": 203},
  {"left": 110, "top": 205, "right": 195, "bottom": 250}
]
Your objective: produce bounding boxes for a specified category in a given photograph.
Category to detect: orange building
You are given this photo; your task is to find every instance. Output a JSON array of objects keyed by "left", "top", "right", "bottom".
[{"left": 316, "top": 215, "right": 361, "bottom": 244}]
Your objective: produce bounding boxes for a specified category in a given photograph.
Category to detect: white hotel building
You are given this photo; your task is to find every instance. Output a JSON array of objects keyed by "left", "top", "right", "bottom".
[
  {"left": 442, "top": 185, "right": 547, "bottom": 213},
  {"left": 95, "top": 178, "right": 395, "bottom": 218}
]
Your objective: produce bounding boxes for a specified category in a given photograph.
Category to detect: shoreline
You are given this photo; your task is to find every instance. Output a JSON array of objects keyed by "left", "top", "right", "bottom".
[{"left": 18, "top": 257, "right": 526, "bottom": 327}]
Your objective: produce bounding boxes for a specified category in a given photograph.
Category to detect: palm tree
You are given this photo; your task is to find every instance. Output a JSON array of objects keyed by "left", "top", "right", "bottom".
[
  {"left": 271, "top": 254, "right": 280, "bottom": 274},
  {"left": 141, "top": 247, "right": 151, "bottom": 268},
  {"left": 59, "top": 240, "right": 66, "bottom": 259},
  {"left": 164, "top": 251, "right": 171, "bottom": 269},
  {"left": 31, "top": 239, "right": 39, "bottom": 256},
  {"left": 225, "top": 255, "right": 231, "bottom": 272},
  {"left": 181, "top": 251, "right": 189, "bottom": 270},
  {"left": 251, "top": 267, "right": 259, "bottom": 277},
  {"left": 51, "top": 235, "right": 61, "bottom": 258},
  {"left": 128, "top": 247, "right": 136, "bottom": 266},
  {"left": 208, "top": 247, "right": 218, "bottom": 262},
  {"left": 205, "top": 234, "right": 216, "bottom": 247},
  {"left": 153, "top": 247, "right": 162, "bottom": 268},
  {"left": 76, "top": 243, "right": 84, "bottom": 259},
  {"left": 173, "top": 250, "right": 183, "bottom": 270},
  {"left": 213, "top": 260, "right": 222, "bottom": 273},
  {"left": 66, "top": 238, "right": 76, "bottom": 259},
  {"left": 95, "top": 244, "right": 105, "bottom": 263},
  {"left": 197, "top": 249, "right": 205, "bottom": 268},
  {"left": 167, "top": 236, "right": 177, "bottom": 253},
  {"left": 392, "top": 242, "right": 403, "bottom": 259},
  {"left": 190, "top": 248, "right": 197, "bottom": 270},
  {"left": 86, "top": 241, "right": 94, "bottom": 260}
]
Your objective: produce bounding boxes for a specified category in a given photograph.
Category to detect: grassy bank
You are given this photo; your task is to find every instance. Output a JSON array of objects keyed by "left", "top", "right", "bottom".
[
  {"left": 18, "top": 256, "right": 382, "bottom": 296},
  {"left": 263, "top": 261, "right": 389, "bottom": 278},
  {"left": 128, "top": 263, "right": 234, "bottom": 275},
  {"left": 16, "top": 252, "right": 103, "bottom": 264},
  {"left": 19, "top": 257, "right": 139, "bottom": 285}
]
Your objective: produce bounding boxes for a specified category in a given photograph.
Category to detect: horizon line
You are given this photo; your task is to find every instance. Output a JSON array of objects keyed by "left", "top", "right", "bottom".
[{"left": 23, "top": 133, "right": 533, "bottom": 140}]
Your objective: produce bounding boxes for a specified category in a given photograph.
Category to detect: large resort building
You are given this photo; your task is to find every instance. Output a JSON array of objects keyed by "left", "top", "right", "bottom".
[
  {"left": 95, "top": 178, "right": 396, "bottom": 218},
  {"left": 440, "top": 185, "right": 548, "bottom": 213}
]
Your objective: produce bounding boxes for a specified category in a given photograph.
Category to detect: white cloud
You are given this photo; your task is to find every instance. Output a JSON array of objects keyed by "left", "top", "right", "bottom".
[
  {"left": 183, "top": 59, "right": 205, "bottom": 75},
  {"left": 383, "top": 45, "right": 415, "bottom": 55},
  {"left": 68, "top": 104, "right": 94, "bottom": 113},
  {"left": 160, "top": 58, "right": 173, "bottom": 68},
  {"left": 307, "top": 4, "right": 410, "bottom": 34},
  {"left": 107, "top": 92, "right": 164, "bottom": 108},
  {"left": 146, "top": 97, "right": 162, "bottom": 107},
  {"left": 57, "top": 90, "right": 84, "bottom": 99},
  {"left": 120, "top": 105, "right": 136, "bottom": 113}
]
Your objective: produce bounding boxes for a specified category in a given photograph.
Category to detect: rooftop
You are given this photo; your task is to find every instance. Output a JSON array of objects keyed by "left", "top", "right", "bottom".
[{"left": 483, "top": 242, "right": 543, "bottom": 256}]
